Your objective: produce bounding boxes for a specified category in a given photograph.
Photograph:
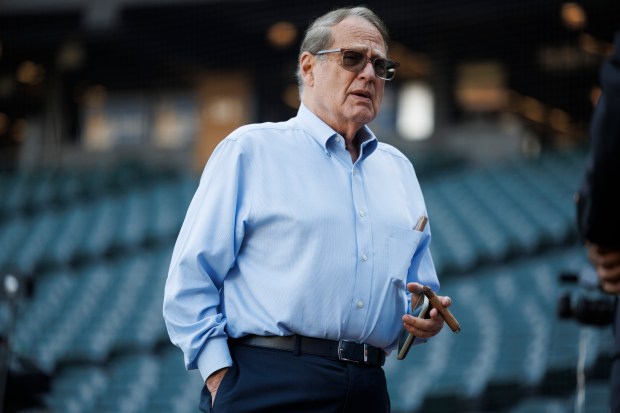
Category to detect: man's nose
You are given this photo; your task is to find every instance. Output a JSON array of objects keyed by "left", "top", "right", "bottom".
[{"left": 359, "top": 59, "right": 376, "bottom": 78}]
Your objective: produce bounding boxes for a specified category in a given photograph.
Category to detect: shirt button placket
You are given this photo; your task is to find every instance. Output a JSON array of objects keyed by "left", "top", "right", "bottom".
[{"left": 350, "top": 165, "right": 372, "bottom": 330}]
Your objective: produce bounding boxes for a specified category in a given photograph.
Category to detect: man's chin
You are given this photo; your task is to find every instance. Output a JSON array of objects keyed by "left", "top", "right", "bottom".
[{"left": 346, "top": 107, "right": 376, "bottom": 125}]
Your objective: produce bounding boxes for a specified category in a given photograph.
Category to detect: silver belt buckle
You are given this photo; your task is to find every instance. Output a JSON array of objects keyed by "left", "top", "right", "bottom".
[{"left": 338, "top": 340, "right": 368, "bottom": 363}]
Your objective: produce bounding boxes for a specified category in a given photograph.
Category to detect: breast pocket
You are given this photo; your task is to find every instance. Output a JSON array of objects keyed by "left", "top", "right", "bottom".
[{"left": 388, "top": 225, "right": 423, "bottom": 281}]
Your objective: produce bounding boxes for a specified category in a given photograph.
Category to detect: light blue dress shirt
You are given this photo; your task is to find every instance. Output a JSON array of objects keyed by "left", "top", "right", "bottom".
[{"left": 163, "top": 103, "right": 439, "bottom": 381}]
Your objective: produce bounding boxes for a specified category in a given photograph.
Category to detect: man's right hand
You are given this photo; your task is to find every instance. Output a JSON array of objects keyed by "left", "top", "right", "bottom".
[
  {"left": 206, "top": 367, "right": 230, "bottom": 406},
  {"left": 402, "top": 282, "right": 450, "bottom": 338}
]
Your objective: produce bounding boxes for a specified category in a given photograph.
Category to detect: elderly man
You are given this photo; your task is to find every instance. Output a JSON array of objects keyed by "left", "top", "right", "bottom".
[{"left": 164, "top": 6, "right": 450, "bottom": 413}]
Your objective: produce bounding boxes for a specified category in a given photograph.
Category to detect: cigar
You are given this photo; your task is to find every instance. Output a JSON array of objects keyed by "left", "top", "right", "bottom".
[
  {"left": 413, "top": 215, "right": 428, "bottom": 232},
  {"left": 422, "top": 285, "right": 461, "bottom": 334}
]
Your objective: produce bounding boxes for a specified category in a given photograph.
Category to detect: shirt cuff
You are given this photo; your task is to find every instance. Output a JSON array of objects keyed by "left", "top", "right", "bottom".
[{"left": 197, "top": 336, "right": 233, "bottom": 382}]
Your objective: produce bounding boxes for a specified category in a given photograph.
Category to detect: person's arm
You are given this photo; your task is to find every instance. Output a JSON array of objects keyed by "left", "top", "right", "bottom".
[
  {"left": 578, "top": 31, "right": 620, "bottom": 290},
  {"left": 578, "top": 31, "right": 620, "bottom": 247},
  {"left": 163, "top": 137, "right": 251, "bottom": 382}
]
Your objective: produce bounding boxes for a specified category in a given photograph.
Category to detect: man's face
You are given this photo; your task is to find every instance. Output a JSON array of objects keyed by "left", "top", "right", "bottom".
[{"left": 302, "top": 16, "right": 387, "bottom": 134}]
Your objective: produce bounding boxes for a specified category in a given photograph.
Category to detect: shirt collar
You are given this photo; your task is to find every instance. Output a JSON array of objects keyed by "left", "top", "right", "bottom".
[{"left": 295, "top": 103, "right": 378, "bottom": 159}]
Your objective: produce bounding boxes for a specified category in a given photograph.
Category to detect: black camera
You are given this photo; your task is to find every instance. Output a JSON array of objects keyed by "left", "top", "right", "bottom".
[{"left": 557, "top": 267, "right": 616, "bottom": 327}]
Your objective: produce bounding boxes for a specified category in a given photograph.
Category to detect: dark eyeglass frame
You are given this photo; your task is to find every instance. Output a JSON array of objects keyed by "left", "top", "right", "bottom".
[{"left": 314, "top": 48, "right": 400, "bottom": 81}]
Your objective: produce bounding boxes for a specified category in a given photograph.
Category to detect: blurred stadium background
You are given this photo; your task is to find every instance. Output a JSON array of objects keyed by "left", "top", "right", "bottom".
[{"left": 0, "top": 0, "right": 619, "bottom": 412}]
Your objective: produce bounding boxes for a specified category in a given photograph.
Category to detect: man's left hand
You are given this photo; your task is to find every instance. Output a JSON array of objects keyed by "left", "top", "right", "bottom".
[{"left": 402, "top": 282, "right": 451, "bottom": 338}]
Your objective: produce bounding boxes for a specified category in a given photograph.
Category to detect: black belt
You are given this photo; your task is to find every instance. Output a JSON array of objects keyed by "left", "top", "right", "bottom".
[{"left": 230, "top": 335, "right": 385, "bottom": 367}]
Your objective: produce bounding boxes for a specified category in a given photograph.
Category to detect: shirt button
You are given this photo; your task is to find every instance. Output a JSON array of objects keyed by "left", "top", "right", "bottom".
[
  {"left": 359, "top": 210, "right": 366, "bottom": 217},
  {"left": 335, "top": 136, "right": 341, "bottom": 143},
  {"left": 356, "top": 300, "right": 365, "bottom": 308},
  {"left": 362, "top": 254, "right": 368, "bottom": 261}
]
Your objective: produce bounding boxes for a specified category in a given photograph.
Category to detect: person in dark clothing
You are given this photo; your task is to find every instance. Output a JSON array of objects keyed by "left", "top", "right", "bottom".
[{"left": 577, "top": 30, "right": 620, "bottom": 413}]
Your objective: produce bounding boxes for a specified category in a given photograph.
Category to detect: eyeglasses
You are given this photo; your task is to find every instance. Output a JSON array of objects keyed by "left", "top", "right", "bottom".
[{"left": 314, "top": 48, "right": 399, "bottom": 81}]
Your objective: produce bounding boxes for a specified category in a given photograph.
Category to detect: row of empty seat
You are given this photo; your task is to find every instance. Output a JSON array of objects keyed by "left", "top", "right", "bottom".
[
  {"left": 11, "top": 246, "right": 171, "bottom": 373},
  {"left": 424, "top": 150, "right": 584, "bottom": 274},
  {"left": 44, "top": 346, "right": 204, "bottom": 413},
  {"left": 0, "top": 163, "right": 183, "bottom": 217},
  {"left": 0, "top": 173, "right": 196, "bottom": 275}
]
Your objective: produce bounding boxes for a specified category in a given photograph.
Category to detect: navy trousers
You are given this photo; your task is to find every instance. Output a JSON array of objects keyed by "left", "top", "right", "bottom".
[{"left": 199, "top": 343, "right": 391, "bottom": 413}]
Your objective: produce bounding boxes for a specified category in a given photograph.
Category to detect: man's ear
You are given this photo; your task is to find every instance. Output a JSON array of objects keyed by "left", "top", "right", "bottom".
[{"left": 299, "top": 52, "right": 315, "bottom": 87}]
